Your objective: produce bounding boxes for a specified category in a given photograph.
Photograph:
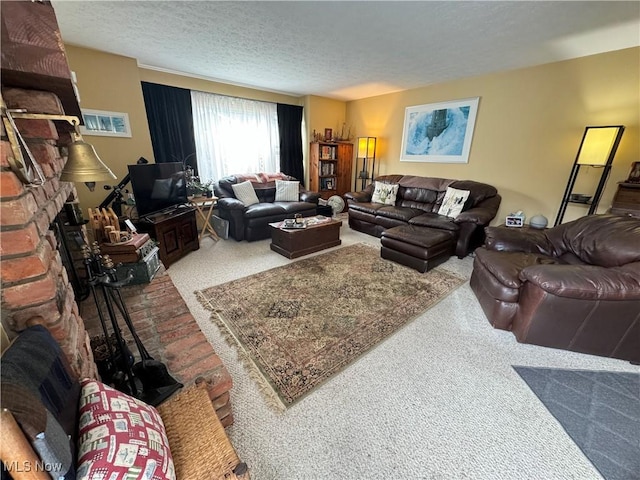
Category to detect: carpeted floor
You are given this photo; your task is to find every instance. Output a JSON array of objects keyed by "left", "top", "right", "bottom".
[
  {"left": 167, "top": 221, "right": 640, "bottom": 480},
  {"left": 196, "top": 243, "right": 464, "bottom": 408}
]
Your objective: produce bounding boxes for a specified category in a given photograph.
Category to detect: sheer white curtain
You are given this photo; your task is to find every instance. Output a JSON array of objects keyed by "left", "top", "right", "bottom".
[{"left": 191, "top": 90, "right": 280, "bottom": 183}]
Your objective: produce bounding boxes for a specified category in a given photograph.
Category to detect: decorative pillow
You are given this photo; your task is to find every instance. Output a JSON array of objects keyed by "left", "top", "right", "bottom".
[
  {"left": 0, "top": 325, "right": 80, "bottom": 479},
  {"left": 275, "top": 180, "right": 300, "bottom": 202},
  {"left": 231, "top": 180, "right": 260, "bottom": 206},
  {"left": 438, "top": 187, "right": 470, "bottom": 219},
  {"left": 235, "top": 172, "right": 288, "bottom": 184},
  {"left": 371, "top": 182, "right": 399, "bottom": 205},
  {"left": 76, "top": 379, "right": 175, "bottom": 480}
]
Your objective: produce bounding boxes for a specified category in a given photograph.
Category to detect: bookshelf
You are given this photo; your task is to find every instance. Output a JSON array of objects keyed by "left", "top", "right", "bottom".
[{"left": 309, "top": 141, "right": 353, "bottom": 200}]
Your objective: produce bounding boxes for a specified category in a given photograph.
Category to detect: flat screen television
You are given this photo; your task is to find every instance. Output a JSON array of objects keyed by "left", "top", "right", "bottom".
[{"left": 128, "top": 162, "right": 188, "bottom": 217}]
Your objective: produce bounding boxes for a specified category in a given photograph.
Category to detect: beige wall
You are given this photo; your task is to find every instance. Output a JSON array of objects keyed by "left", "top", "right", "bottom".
[
  {"left": 302, "top": 95, "right": 348, "bottom": 184},
  {"left": 64, "top": 45, "right": 305, "bottom": 213},
  {"left": 65, "top": 45, "right": 156, "bottom": 214},
  {"left": 346, "top": 47, "right": 639, "bottom": 225},
  {"left": 139, "top": 68, "right": 302, "bottom": 105},
  {"left": 66, "top": 44, "right": 639, "bottom": 226},
  {"left": 304, "top": 95, "right": 347, "bottom": 139}
]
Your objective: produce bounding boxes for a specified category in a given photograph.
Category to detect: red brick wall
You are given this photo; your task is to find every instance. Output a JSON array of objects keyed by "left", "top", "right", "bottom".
[{"left": 1, "top": 87, "right": 97, "bottom": 379}]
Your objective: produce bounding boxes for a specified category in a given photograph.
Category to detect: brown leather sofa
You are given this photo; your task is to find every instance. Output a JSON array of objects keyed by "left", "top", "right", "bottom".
[
  {"left": 345, "top": 175, "right": 501, "bottom": 258},
  {"left": 215, "top": 173, "right": 320, "bottom": 241},
  {"left": 470, "top": 214, "right": 640, "bottom": 362}
]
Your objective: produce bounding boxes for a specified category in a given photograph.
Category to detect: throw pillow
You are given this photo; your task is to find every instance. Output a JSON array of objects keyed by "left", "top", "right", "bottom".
[
  {"left": 0, "top": 325, "right": 80, "bottom": 479},
  {"left": 231, "top": 180, "right": 260, "bottom": 206},
  {"left": 275, "top": 180, "right": 300, "bottom": 202},
  {"left": 77, "top": 379, "right": 176, "bottom": 480},
  {"left": 371, "top": 182, "right": 399, "bottom": 205},
  {"left": 438, "top": 187, "right": 470, "bottom": 218}
]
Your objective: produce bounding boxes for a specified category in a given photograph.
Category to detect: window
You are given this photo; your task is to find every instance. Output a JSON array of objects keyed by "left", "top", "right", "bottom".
[{"left": 191, "top": 91, "right": 280, "bottom": 182}]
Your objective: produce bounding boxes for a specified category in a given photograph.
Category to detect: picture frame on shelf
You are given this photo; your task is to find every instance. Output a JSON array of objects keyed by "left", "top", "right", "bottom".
[
  {"left": 80, "top": 109, "right": 132, "bottom": 137},
  {"left": 505, "top": 215, "right": 525, "bottom": 227},
  {"left": 400, "top": 97, "right": 479, "bottom": 164}
]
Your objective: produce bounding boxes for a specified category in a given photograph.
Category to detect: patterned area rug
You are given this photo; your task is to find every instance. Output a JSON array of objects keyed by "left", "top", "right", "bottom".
[
  {"left": 197, "top": 243, "right": 464, "bottom": 409},
  {"left": 514, "top": 367, "right": 640, "bottom": 480}
]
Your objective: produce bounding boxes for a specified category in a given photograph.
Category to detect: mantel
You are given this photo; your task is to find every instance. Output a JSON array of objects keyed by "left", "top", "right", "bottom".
[{"left": 1, "top": 1, "right": 81, "bottom": 119}]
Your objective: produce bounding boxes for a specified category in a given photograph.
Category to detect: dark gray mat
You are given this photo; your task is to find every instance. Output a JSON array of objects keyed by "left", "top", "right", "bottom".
[{"left": 514, "top": 366, "right": 640, "bottom": 480}]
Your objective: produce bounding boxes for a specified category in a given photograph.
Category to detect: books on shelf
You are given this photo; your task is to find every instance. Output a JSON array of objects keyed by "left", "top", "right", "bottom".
[
  {"left": 320, "top": 178, "right": 335, "bottom": 190},
  {"left": 320, "top": 145, "right": 337, "bottom": 160},
  {"left": 320, "top": 162, "right": 336, "bottom": 176}
]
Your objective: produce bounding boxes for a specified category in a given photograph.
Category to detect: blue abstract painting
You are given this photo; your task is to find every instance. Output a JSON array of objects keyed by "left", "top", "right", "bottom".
[{"left": 400, "top": 98, "right": 479, "bottom": 163}]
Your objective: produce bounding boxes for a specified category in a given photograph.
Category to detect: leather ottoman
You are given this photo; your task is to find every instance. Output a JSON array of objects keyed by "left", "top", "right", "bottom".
[{"left": 381, "top": 225, "right": 455, "bottom": 273}]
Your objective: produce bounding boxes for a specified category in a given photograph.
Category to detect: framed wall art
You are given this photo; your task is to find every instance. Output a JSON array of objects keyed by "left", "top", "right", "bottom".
[
  {"left": 80, "top": 109, "right": 132, "bottom": 137},
  {"left": 400, "top": 97, "right": 479, "bottom": 163}
]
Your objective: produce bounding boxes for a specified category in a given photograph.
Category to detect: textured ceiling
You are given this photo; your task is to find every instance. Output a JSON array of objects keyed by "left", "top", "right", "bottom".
[{"left": 51, "top": 1, "right": 640, "bottom": 101}]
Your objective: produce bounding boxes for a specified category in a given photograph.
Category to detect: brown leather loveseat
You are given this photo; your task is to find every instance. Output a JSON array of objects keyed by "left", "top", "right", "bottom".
[
  {"left": 470, "top": 214, "right": 640, "bottom": 362},
  {"left": 215, "top": 173, "right": 320, "bottom": 241}
]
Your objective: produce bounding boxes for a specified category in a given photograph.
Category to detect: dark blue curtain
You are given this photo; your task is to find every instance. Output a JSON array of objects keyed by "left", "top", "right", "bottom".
[
  {"left": 141, "top": 82, "right": 198, "bottom": 173},
  {"left": 277, "top": 104, "right": 304, "bottom": 185}
]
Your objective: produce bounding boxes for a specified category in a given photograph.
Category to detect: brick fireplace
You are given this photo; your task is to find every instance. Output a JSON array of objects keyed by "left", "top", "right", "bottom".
[
  {"left": 1, "top": 86, "right": 235, "bottom": 423},
  {"left": 1, "top": 87, "right": 97, "bottom": 379},
  {"left": 1, "top": 2, "right": 234, "bottom": 424}
]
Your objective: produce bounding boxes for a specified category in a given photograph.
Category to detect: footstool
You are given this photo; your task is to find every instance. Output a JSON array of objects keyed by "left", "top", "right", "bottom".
[{"left": 381, "top": 225, "right": 455, "bottom": 273}]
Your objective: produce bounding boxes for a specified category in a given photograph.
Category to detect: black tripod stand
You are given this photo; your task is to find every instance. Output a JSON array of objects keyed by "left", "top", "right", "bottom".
[{"left": 83, "top": 242, "right": 182, "bottom": 406}]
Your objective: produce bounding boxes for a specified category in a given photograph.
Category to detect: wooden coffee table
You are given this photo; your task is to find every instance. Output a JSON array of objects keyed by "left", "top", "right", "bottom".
[{"left": 269, "top": 218, "right": 342, "bottom": 259}]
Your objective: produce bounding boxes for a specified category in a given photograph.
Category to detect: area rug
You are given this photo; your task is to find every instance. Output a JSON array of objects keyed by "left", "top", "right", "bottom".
[
  {"left": 514, "top": 366, "right": 640, "bottom": 480},
  {"left": 196, "top": 243, "right": 464, "bottom": 409}
]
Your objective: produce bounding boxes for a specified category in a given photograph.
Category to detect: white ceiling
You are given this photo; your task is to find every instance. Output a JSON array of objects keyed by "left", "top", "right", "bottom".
[{"left": 51, "top": 1, "right": 640, "bottom": 101}]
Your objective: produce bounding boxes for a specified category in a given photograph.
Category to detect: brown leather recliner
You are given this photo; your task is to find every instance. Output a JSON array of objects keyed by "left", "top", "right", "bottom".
[{"left": 470, "top": 214, "right": 640, "bottom": 362}]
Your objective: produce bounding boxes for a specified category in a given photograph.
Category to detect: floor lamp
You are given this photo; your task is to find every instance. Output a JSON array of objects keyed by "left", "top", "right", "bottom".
[
  {"left": 355, "top": 136, "right": 377, "bottom": 191},
  {"left": 554, "top": 125, "right": 625, "bottom": 226}
]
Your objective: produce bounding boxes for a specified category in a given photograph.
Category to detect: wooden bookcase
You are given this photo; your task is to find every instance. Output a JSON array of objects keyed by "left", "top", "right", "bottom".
[{"left": 309, "top": 142, "right": 353, "bottom": 200}]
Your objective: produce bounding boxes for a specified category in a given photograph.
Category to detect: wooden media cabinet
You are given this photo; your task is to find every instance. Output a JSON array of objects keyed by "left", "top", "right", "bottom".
[{"left": 137, "top": 206, "right": 199, "bottom": 268}]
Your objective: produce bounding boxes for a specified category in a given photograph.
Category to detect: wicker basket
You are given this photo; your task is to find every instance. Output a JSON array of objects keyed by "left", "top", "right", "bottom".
[{"left": 157, "top": 385, "right": 248, "bottom": 479}]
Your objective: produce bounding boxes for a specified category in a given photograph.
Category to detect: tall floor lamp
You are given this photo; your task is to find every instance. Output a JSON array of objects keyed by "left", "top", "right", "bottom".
[
  {"left": 355, "top": 136, "right": 377, "bottom": 191},
  {"left": 554, "top": 125, "right": 625, "bottom": 226}
]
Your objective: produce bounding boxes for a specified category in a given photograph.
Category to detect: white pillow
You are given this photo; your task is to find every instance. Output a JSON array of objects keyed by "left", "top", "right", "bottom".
[
  {"left": 275, "top": 180, "right": 300, "bottom": 202},
  {"left": 371, "top": 182, "right": 399, "bottom": 205},
  {"left": 231, "top": 180, "right": 260, "bottom": 206},
  {"left": 438, "top": 187, "right": 470, "bottom": 218}
]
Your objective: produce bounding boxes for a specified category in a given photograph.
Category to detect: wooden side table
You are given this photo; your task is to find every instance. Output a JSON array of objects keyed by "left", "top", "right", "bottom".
[
  {"left": 499, "top": 224, "right": 546, "bottom": 231},
  {"left": 610, "top": 182, "right": 640, "bottom": 218},
  {"left": 189, "top": 196, "right": 219, "bottom": 241}
]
